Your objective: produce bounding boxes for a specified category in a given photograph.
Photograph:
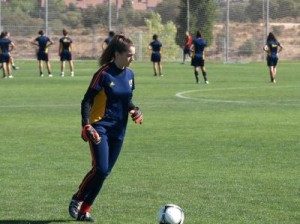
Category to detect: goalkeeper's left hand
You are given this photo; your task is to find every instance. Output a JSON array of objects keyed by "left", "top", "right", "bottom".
[{"left": 129, "top": 107, "right": 143, "bottom": 124}]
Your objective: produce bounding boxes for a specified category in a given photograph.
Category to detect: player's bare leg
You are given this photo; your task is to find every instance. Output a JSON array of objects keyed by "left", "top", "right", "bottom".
[
  {"left": 39, "top": 61, "right": 44, "bottom": 77},
  {"left": 158, "top": 62, "right": 162, "bottom": 76},
  {"left": 46, "top": 61, "right": 52, "bottom": 77},
  {"left": 61, "top": 61, "right": 65, "bottom": 77},
  {"left": 2, "top": 63, "right": 8, "bottom": 78},
  {"left": 153, "top": 63, "right": 157, "bottom": 76},
  {"left": 7, "top": 62, "right": 12, "bottom": 78},
  {"left": 201, "top": 66, "right": 209, "bottom": 84},
  {"left": 69, "top": 60, "right": 74, "bottom": 77},
  {"left": 269, "top": 66, "right": 276, "bottom": 83}
]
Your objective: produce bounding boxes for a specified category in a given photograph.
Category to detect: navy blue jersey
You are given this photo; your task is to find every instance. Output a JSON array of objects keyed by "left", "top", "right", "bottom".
[
  {"left": 60, "top": 36, "right": 72, "bottom": 52},
  {"left": 192, "top": 38, "right": 207, "bottom": 58},
  {"left": 0, "top": 38, "right": 11, "bottom": 54},
  {"left": 149, "top": 40, "right": 162, "bottom": 52},
  {"left": 104, "top": 37, "right": 113, "bottom": 45},
  {"left": 82, "top": 62, "right": 135, "bottom": 135},
  {"left": 266, "top": 40, "right": 281, "bottom": 58},
  {"left": 0, "top": 38, "right": 12, "bottom": 63},
  {"left": 35, "top": 36, "right": 51, "bottom": 53}
]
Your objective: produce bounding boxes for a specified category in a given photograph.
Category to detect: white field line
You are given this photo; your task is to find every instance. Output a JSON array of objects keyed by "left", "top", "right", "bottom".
[{"left": 175, "top": 86, "right": 300, "bottom": 106}]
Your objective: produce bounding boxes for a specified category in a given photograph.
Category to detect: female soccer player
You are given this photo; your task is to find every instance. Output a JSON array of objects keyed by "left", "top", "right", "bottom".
[
  {"left": 148, "top": 34, "right": 163, "bottom": 76},
  {"left": 101, "top": 30, "right": 115, "bottom": 51},
  {"left": 0, "top": 31, "right": 15, "bottom": 78},
  {"left": 263, "top": 32, "right": 283, "bottom": 83},
  {"left": 68, "top": 34, "right": 143, "bottom": 222},
  {"left": 190, "top": 30, "right": 209, "bottom": 84},
  {"left": 31, "top": 30, "right": 54, "bottom": 77},
  {"left": 59, "top": 29, "right": 74, "bottom": 77}
]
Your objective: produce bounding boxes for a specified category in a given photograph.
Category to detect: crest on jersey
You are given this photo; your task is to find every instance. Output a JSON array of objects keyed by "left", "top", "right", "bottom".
[
  {"left": 129, "top": 79, "right": 133, "bottom": 88},
  {"left": 109, "top": 81, "right": 115, "bottom": 87}
]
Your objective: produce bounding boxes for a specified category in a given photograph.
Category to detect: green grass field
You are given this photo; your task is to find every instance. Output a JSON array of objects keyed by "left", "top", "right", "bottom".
[{"left": 0, "top": 60, "right": 299, "bottom": 224}]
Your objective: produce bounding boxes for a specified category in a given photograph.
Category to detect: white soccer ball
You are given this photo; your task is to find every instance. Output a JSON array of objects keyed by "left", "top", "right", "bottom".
[{"left": 157, "top": 204, "right": 184, "bottom": 224}]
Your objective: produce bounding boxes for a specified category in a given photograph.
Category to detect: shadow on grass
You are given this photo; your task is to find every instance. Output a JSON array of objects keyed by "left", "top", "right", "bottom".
[{"left": 0, "top": 220, "right": 71, "bottom": 224}]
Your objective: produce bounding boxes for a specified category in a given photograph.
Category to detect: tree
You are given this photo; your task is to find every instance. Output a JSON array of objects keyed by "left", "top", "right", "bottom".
[
  {"left": 176, "top": 0, "right": 216, "bottom": 47},
  {"left": 155, "top": 0, "right": 180, "bottom": 24},
  {"left": 144, "top": 12, "right": 179, "bottom": 61}
]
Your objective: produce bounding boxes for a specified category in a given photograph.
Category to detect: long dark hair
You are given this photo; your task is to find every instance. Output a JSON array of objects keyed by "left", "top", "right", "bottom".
[
  {"left": 0, "top": 31, "right": 8, "bottom": 39},
  {"left": 152, "top": 34, "right": 158, "bottom": 41},
  {"left": 99, "top": 34, "right": 134, "bottom": 65},
  {"left": 266, "top": 32, "right": 277, "bottom": 42},
  {"left": 196, "top": 30, "right": 202, "bottom": 38}
]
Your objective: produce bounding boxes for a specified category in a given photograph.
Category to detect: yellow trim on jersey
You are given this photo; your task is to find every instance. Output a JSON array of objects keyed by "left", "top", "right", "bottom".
[{"left": 90, "top": 88, "right": 107, "bottom": 124}]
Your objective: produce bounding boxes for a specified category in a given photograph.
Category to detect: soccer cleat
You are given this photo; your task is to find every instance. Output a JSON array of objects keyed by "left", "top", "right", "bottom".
[
  {"left": 69, "top": 196, "right": 83, "bottom": 219},
  {"left": 40, "top": 74, "right": 44, "bottom": 77},
  {"left": 8, "top": 75, "right": 13, "bottom": 78},
  {"left": 77, "top": 212, "right": 94, "bottom": 222},
  {"left": 48, "top": 74, "right": 53, "bottom": 77},
  {"left": 12, "top": 65, "right": 19, "bottom": 70},
  {"left": 205, "top": 80, "right": 209, "bottom": 84}
]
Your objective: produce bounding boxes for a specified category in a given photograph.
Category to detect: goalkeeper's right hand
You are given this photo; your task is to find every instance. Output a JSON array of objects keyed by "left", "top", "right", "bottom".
[{"left": 81, "top": 124, "right": 101, "bottom": 144}]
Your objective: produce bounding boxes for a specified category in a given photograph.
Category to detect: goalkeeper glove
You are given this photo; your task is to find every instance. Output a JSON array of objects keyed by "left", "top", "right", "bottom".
[
  {"left": 81, "top": 124, "right": 101, "bottom": 144},
  {"left": 129, "top": 107, "right": 143, "bottom": 124}
]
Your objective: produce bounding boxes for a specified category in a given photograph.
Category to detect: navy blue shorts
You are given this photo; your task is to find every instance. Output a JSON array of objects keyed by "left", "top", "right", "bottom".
[
  {"left": 184, "top": 48, "right": 190, "bottom": 55},
  {"left": 37, "top": 51, "right": 49, "bottom": 61},
  {"left": 151, "top": 52, "right": 161, "bottom": 62},
  {"left": 0, "top": 53, "right": 10, "bottom": 63},
  {"left": 267, "top": 56, "right": 278, "bottom": 67},
  {"left": 60, "top": 51, "right": 72, "bottom": 61},
  {"left": 191, "top": 55, "right": 205, "bottom": 67}
]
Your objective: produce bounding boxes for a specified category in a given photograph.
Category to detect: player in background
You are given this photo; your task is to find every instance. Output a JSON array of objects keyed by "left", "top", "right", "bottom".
[
  {"left": 0, "top": 31, "right": 15, "bottom": 78},
  {"left": 182, "top": 31, "right": 192, "bottom": 64},
  {"left": 68, "top": 34, "right": 143, "bottom": 222},
  {"left": 101, "top": 30, "right": 115, "bottom": 51},
  {"left": 148, "top": 34, "right": 163, "bottom": 76},
  {"left": 31, "top": 30, "right": 54, "bottom": 77},
  {"left": 263, "top": 32, "right": 283, "bottom": 83},
  {"left": 59, "top": 29, "right": 74, "bottom": 77},
  {"left": 190, "top": 30, "right": 209, "bottom": 84},
  {"left": 0, "top": 32, "right": 19, "bottom": 71}
]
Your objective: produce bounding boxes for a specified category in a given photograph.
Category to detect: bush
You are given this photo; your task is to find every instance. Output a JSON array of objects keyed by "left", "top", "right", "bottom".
[{"left": 238, "top": 39, "right": 256, "bottom": 56}]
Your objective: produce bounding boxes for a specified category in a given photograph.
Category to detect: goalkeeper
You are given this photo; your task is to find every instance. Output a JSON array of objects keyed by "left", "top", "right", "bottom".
[{"left": 68, "top": 34, "right": 143, "bottom": 222}]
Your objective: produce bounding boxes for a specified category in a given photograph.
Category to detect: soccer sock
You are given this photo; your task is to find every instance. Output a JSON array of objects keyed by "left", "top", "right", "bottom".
[
  {"left": 79, "top": 202, "right": 92, "bottom": 214},
  {"left": 71, "top": 71, "right": 74, "bottom": 76},
  {"left": 61, "top": 72, "right": 64, "bottom": 76},
  {"left": 202, "top": 71, "right": 207, "bottom": 81},
  {"left": 194, "top": 71, "right": 199, "bottom": 83}
]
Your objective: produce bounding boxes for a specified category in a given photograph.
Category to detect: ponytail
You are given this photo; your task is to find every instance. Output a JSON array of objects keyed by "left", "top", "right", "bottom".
[{"left": 99, "top": 34, "right": 134, "bottom": 65}]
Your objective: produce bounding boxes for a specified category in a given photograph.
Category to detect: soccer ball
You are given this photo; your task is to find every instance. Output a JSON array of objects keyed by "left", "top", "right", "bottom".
[{"left": 157, "top": 204, "right": 184, "bottom": 224}]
